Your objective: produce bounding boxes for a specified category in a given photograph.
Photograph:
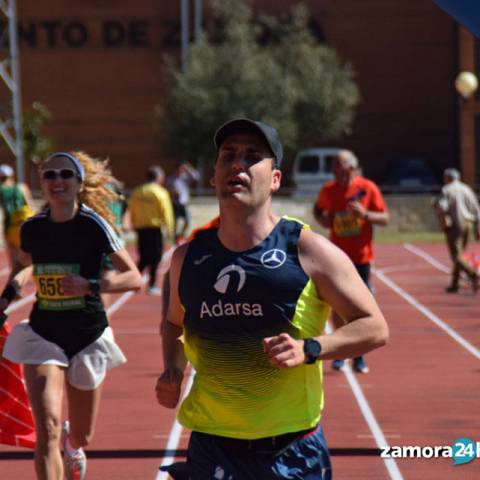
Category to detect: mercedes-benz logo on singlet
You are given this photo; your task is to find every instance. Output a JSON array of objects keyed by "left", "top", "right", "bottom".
[
  {"left": 260, "top": 249, "right": 287, "bottom": 269},
  {"left": 214, "top": 265, "right": 246, "bottom": 294}
]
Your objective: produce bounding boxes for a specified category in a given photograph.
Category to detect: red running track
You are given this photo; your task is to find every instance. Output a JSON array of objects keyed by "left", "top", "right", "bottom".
[{"left": 1, "top": 242, "right": 479, "bottom": 479}]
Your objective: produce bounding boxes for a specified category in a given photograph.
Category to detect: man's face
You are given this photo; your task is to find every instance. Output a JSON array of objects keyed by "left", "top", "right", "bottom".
[
  {"left": 213, "top": 132, "right": 281, "bottom": 208},
  {"left": 443, "top": 174, "right": 454, "bottom": 185},
  {"left": 333, "top": 155, "right": 354, "bottom": 187}
]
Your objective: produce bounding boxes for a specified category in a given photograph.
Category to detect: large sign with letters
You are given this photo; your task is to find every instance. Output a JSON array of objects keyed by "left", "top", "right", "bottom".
[{"left": 0, "top": 19, "right": 183, "bottom": 49}]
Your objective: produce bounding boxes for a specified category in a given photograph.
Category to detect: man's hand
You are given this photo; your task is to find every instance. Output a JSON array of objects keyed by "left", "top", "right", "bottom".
[
  {"left": 319, "top": 211, "right": 333, "bottom": 229},
  {"left": 263, "top": 333, "right": 305, "bottom": 369},
  {"left": 313, "top": 205, "right": 332, "bottom": 229},
  {"left": 156, "top": 367, "right": 184, "bottom": 408},
  {"left": 347, "top": 200, "right": 367, "bottom": 219}
]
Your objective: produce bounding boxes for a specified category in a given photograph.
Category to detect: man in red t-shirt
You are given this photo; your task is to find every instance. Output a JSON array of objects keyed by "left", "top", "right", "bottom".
[{"left": 314, "top": 150, "right": 389, "bottom": 373}]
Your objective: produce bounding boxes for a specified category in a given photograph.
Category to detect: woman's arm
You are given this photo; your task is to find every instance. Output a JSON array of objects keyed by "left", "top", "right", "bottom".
[
  {"left": 101, "top": 249, "right": 142, "bottom": 292},
  {"left": 0, "top": 248, "right": 33, "bottom": 311},
  {"left": 61, "top": 248, "right": 142, "bottom": 296}
]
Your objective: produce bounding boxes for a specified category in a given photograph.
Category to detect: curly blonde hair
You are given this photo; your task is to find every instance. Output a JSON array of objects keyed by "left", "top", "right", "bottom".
[{"left": 40, "top": 151, "right": 121, "bottom": 230}]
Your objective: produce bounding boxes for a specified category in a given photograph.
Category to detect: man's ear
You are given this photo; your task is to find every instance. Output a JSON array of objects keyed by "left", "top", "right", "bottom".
[
  {"left": 271, "top": 169, "right": 282, "bottom": 193},
  {"left": 209, "top": 177, "right": 216, "bottom": 187}
]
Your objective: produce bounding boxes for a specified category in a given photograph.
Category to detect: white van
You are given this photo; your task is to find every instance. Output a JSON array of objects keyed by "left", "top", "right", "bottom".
[{"left": 292, "top": 147, "right": 339, "bottom": 196}]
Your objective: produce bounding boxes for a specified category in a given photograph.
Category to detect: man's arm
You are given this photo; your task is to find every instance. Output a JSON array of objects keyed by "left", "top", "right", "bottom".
[
  {"left": 181, "top": 163, "right": 200, "bottom": 182},
  {"left": 348, "top": 183, "right": 389, "bottom": 226},
  {"left": 264, "top": 229, "right": 388, "bottom": 368},
  {"left": 313, "top": 204, "right": 332, "bottom": 229},
  {"left": 127, "top": 191, "right": 138, "bottom": 229},
  {"left": 156, "top": 243, "right": 189, "bottom": 408},
  {"left": 352, "top": 206, "right": 389, "bottom": 226},
  {"left": 158, "top": 188, "right": 175, "bottom": 241},
  {"left": 313, "top": 187, "right": 334, "bottom": 229}
]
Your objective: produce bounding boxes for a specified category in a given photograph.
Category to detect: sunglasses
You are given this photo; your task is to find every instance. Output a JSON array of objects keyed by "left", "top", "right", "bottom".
[{"left": 41, "top": 169, "right": 78, "bottom": 181}]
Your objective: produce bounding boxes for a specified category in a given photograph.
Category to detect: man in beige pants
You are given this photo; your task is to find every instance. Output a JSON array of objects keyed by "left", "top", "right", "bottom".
[{"left": 433, "top": 168, "right": 480, "bottom": 293}]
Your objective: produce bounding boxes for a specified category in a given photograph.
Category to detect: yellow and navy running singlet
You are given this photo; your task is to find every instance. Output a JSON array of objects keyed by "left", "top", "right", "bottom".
[{"left": 178, "top": 217, "right": 330, "bottom": 439}]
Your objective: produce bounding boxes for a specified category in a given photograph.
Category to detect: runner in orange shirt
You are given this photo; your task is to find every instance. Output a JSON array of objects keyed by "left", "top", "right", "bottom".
[{"left": 314, "top": 150, "right": 389, "bottom": 373}]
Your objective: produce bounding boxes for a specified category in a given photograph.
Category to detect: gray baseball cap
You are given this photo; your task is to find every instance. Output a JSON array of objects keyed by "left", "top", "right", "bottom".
[{"left": 214, "top": 118, "right": 283, "bottom": 167}]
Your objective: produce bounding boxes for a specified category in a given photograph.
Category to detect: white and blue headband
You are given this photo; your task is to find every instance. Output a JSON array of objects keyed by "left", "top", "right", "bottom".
[{"left": 45, "top": 152, "right": 85, "bottom": 181}]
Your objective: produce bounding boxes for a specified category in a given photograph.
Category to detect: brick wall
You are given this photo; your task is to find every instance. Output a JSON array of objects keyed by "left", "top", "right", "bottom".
[{"left": 0, "top": 1, "right": 458, "bottom": 190}]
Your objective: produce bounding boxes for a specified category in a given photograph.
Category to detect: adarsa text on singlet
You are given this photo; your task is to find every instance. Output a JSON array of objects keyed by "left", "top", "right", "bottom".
[{"left": 200, "top": 300, "right": 263, "bottom": 318}]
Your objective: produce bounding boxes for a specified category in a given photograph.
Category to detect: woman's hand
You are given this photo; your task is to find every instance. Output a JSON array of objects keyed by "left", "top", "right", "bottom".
[{"left": 61, "top": 275, "right": 90, "bottom": 296}]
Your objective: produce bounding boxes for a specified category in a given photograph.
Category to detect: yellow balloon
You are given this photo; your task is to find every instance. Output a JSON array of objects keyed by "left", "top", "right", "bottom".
[{"left": 455, "top": 71, "right": 478, "bottom": 98}]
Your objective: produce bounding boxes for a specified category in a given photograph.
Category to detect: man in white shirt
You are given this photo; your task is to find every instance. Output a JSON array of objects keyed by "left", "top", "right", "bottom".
[
  {"left": 166, "top": 162, "right": 200, "bottom": 242},
  {"left": 433, "top": 168, "right": 480, "bottom": 293}
]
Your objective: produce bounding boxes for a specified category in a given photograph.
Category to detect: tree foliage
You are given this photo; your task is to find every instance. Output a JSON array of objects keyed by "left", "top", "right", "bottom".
[
  {"left": 23, "top": 101, "right": 55, "bottom": 164},
  {"left": 157, "top": 0, "right": 360, "bottom": 167}
]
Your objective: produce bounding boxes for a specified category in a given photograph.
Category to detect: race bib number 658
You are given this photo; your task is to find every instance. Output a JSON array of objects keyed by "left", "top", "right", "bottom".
[{"left": 33, "top": 263, "right": 85, "bottom": 311}]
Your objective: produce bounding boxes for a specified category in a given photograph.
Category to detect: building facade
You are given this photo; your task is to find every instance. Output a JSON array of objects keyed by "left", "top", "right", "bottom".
[{"left": 0, "top": 1, "right": 471, "bottom": 189}]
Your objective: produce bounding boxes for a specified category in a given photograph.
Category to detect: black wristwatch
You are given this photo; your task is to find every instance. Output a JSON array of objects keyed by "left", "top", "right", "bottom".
[
  {"left": 88, "top": 279, "right": 101, "bottom": 295},
  {"left": 303, "top": 338, "right": 322, "bottom": 364}
]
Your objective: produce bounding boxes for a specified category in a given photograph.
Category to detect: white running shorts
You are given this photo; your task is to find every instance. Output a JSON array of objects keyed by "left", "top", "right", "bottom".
[{"left": 3, "top": 320, "right": 126, "bottom": 390}]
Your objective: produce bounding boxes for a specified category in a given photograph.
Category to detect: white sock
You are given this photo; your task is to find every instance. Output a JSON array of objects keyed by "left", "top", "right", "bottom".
[{"left": 65, "top": 436, "right": 83, "bottom": 456}]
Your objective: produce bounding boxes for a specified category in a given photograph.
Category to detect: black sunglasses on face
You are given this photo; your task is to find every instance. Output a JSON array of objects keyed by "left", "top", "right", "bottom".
[{"left": 41, "top": 169, "right": 78, "bottom": 180}]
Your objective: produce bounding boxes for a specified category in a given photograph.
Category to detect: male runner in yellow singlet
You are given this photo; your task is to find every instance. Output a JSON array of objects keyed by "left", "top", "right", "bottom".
[{"left": 156, "top": 118, "right": 389, "bottom": 479}]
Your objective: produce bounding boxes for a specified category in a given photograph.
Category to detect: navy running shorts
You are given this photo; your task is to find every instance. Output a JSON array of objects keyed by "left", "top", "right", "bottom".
[{"left": 186, "top": 425, "right": 332, "bottom": 480}]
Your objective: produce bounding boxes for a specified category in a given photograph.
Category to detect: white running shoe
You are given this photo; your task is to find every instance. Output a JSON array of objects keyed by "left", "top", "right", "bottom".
[
  {"left": 147, "top": 286, "right": 162, "bottom": 296},
  {"left": 62, "top": 421, "right": 87, "bottom": 480}
]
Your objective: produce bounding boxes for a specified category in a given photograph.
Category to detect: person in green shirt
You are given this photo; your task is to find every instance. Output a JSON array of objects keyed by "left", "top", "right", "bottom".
[{"left": 0, "top": 164, "right": 35, "bottom": 268}]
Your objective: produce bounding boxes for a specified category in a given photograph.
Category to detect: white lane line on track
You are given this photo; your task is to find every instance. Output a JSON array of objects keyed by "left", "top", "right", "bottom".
[
  {"left": 374, "top": 268, "right": 480, "bottom": 360},
  {"left": 5, "top": 292, "right": 36, "bottom": 314},
  {"left": 155, "top": 372, "right": 194, "bottom": 480},
  {"left": 404, "top": 242, "right": 473, "bottom": 289},
  {"left": 107, "top": 288, "right": 139, "bottom": 316},
  {"left": 108, "top": 245, "right": 175, "bottom": 317},
  {"left": 378, "top": 264, "right": 428, "bottom": 274},
  {"left": 403, "top": 243, "right": 450, "bottom": 273},
  {"left": 325, "top": 324, "right": 404, "bottom": 480}
]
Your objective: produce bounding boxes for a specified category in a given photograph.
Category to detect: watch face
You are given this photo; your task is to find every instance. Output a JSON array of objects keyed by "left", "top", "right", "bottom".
[
  {"left": 306, "top": 340, "right": 321, "bottom": 357},
  {"left": 89, "top": 280, "right": 100, "bottom": 295}
]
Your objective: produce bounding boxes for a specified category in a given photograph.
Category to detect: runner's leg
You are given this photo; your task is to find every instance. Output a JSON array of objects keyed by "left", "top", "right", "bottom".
[
  {"left": 65, "top": 382, "right": 103, "bottom": 448},
  {"left": 24, "top": 363, "right": 66, "bottom": 480}
]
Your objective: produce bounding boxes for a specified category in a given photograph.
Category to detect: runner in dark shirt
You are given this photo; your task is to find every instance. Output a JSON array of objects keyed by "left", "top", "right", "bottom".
[{"left": 0, "top": 151, "right": 141, "bottom": 480}]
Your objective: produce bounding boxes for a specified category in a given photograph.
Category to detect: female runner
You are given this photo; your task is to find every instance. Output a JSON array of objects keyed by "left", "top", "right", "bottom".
[{"left": 1, "top": 151, "right": 142, "bottom": 480}]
